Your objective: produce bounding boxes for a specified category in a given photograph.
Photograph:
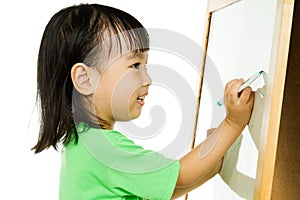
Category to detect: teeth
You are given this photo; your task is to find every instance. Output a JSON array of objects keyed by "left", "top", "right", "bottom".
[{"left": 137, "top": 96, "right": 145, "bottom": 101}]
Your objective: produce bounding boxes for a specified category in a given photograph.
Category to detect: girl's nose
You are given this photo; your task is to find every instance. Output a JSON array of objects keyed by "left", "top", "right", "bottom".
[{"left": 142, "top": 72, "right": 152, "bottom": 87}]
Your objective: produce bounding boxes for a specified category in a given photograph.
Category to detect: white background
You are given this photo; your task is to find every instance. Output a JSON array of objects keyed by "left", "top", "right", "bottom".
[{"left": 0, "top": 0, "right": 211, "bottom": 199}]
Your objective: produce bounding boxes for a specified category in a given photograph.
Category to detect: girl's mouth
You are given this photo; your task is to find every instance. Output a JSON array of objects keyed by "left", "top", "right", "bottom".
[{"left": 137, "top": 95, "right": 146, "bottom": 106}]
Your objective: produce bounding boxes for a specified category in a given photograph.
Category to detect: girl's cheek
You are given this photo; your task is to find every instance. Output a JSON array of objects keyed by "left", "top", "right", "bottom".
[{"left": 109, "top": 72, "right": 142, "bottom": 116}]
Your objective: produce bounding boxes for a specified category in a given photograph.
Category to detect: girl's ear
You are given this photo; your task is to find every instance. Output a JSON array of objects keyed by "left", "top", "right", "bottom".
[{"left": 71, "top": 63, "right": 97, "bottom": 95}]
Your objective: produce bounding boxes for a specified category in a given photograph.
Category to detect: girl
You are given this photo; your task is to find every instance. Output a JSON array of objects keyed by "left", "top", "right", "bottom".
[{"left": 32, "top": 3, "right": 254, "bottom": 200}]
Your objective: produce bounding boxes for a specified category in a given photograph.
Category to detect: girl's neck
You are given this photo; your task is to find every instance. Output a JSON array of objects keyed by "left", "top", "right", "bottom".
[{"left": 100, "top": 119, "right": 115, "bottom": 130}]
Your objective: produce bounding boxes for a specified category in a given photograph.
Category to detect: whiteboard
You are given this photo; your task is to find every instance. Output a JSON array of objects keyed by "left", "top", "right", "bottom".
[{"left": 188, "top": 0, "right": 278, "bottom": 199}]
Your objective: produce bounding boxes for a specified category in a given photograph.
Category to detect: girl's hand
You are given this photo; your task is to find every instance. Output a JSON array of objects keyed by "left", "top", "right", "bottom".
[
  {"left": 173, "top": 79, "right": 254, "bottom": 195},
  {"left": 224, "top": 79, "right": 254, "bottom": 129}
]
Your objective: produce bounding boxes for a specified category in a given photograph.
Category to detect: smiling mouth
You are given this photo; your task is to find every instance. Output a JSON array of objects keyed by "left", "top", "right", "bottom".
[
  {"left": 136, "top": 95, "right": 146, "bottom": 106},
  {"left": 137, "top": 96, "right": 145, "bottom": 101}
]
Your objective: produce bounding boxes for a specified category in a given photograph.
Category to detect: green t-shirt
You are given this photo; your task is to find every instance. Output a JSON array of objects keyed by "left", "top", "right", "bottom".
[{"left": 59, "top": 123, "right": 180, "bottom": 200}]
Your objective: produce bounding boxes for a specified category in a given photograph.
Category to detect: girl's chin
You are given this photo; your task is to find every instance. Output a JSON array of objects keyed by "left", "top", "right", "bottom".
[{"left": 127, "top": 111, "right": 142, "bottom": 121}]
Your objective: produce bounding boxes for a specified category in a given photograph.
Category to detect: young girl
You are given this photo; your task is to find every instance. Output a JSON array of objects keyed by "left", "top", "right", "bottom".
[{"left": 32, "top": 3, "right": 254, "bottom": 200}]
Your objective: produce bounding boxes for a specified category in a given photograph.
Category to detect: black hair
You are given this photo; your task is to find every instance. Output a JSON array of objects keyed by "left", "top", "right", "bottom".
[{"left": 32, "top": 3, "right": 149, "bottom": 153}]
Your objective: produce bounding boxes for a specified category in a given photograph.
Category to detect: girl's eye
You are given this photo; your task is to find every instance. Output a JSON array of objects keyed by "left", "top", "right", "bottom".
[{"left": 132, "top": 63, "right": 140, "bottom": 69}]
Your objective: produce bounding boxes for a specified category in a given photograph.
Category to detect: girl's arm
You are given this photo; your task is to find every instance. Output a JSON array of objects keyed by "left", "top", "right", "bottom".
[
  {"left": 171, "top": 79, "right": 254, "bottom": 198},
  {"left": 171, "top": 158, "right": 223, "bottom": 199}
]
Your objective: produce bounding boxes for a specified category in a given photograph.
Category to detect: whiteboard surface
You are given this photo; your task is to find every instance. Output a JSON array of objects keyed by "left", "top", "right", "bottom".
[{"left": 190, "top": 0, "right": 277, "bottom": 199}]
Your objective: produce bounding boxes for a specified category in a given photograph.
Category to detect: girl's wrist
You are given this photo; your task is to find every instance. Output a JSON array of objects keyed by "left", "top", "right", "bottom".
[{"left": 224, "top": 117, "right": 246, "bottom": 134}]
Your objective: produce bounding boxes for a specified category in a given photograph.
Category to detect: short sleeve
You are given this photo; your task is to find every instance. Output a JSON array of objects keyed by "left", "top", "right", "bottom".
[
  {"left": 80, "top": 128, "right": 180, "bottom": 199},
  {"left": 109, "top": 159, "right": 180, "bottom": 200}
]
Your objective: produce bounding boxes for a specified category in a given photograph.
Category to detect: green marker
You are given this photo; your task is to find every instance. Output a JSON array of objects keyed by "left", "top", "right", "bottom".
[{"left": 217, "top": 70, "right": 264, "bottom": 106}]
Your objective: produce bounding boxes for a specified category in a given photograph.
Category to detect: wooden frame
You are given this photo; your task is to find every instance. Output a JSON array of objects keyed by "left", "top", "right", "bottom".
[
  {"left": 188, "top": 0, "right": 295, "bottom": 199},
  {"left": 208, "top": 0, "right": 241, "bottom": 12},
  {"left": 254, "top": 0, "right": 294, "bottom": 199}
]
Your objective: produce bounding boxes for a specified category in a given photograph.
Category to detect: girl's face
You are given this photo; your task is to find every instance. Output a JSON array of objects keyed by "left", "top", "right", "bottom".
[{"left": 94, "top": 51, "right": 151, "bottom": 128}]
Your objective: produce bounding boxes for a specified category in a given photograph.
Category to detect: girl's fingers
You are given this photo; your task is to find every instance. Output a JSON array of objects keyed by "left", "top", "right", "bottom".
[
  {"left": 225, "top": 79, "right": 242, "bottom": 92},
  {"left": 225, "top": 79, "right": 244, "bottom": 104},
  {"left": 239, "top": 87, "right": 253, "bottom": 104},
  {"left": 247, "top": 90, "right": 255, "bottom": 105},
  {"left": 224, "top": 79, "right": 255, "bottom": 127}
]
